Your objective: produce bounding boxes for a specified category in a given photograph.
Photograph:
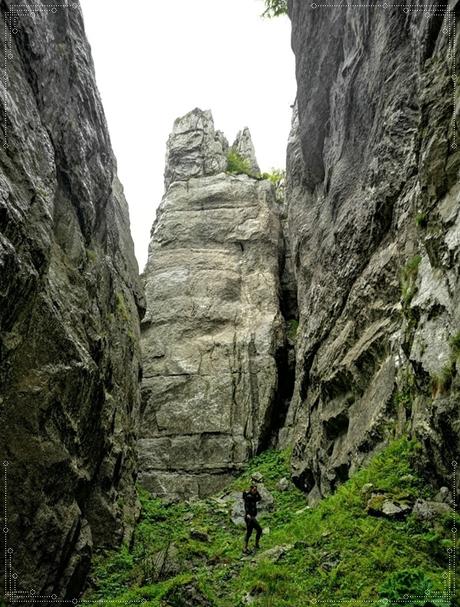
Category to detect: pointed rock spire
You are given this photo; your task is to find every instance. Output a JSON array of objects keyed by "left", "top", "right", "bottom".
[
  {"left": 164, "top": 108, "right": 229, "bottom": 189},
  {"left": 140, "top": 110, "right": 283, "bottom": 499}
]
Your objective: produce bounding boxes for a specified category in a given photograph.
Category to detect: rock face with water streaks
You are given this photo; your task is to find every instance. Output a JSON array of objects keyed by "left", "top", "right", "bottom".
[
  {"left": 140, "top": 109, "right": 284, "bottom": 498},
  {"left": 283, "top": 0, "right": 460, "bottom": 501},
  {"left": 0, "top": 1, "right": 144, "bottom": 600}
]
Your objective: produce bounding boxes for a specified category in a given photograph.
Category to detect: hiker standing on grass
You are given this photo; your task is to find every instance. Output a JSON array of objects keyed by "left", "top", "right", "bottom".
[{"left": 242, "top": 483, "right": 262, "bottom": 553}]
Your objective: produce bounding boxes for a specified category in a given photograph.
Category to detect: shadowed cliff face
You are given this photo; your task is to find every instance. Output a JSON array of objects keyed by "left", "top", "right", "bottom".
[
  {"left": 284, "top": 0, "right": 460, "bottom": 502},
  {"left": 140, "top": 109, "right": 286, "bottom": 499},
  {"left": 0, "top": 1, "right": 145, "bottom": 601}
]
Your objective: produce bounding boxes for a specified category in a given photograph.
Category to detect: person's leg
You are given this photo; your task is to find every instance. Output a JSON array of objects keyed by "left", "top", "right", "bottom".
[
  {"left": 243, "top": 516, "right": 253, "bottom": 552},
  {"left": 254, "top": 518, "right": 262, "bottom": 549}
]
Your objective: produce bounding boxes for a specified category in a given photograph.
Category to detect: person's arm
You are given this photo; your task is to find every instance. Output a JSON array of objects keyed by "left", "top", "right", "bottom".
[{"left": 255, "top": 491, "right": 262, "bottom": 502}]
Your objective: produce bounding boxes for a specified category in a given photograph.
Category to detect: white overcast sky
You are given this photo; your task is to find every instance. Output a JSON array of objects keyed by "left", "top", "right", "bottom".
[{"left": 79, "top": 0, "right": 295, "bottom": 271}]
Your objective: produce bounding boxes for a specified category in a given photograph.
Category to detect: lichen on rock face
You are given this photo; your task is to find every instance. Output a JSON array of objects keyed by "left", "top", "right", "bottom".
[
  {"left": 0, "top": 0, "right": 144, "bottom": 599},
  {"left": 140, "top": 109, "right": 285, "bottom": 499},
  {"left": 283, "top": 1, "right": 460, "bottom": 500}
]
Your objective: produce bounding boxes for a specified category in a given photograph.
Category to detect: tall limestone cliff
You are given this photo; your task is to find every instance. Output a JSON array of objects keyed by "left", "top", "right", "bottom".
[
  {"left": 140, "top": 109, "right": 285, "bottom": 498},
  {"left": 0, "top": 1, "right": 144, "bottom": 601},
  {"left": 283, "top": 0, "right": 460, "bottom": 502}
]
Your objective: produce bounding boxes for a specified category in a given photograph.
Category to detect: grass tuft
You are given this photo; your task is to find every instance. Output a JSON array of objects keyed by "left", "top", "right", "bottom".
[{"left": 401, "top": 255, "right": 422, "bottom": 307}]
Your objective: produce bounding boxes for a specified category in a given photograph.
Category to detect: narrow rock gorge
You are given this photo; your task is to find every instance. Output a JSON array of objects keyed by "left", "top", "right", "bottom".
[
  {"left": 0, "top": 0, "right": 144, "bottom": 600},
  {"left": 140, "top": 109, "right": 287, "bottom": 498},
  {"left": 0, "top": 0, "right": 459, "bottom": 602}
]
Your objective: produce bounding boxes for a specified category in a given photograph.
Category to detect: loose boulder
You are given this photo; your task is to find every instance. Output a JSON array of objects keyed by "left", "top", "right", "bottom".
[{"left": 412, "top": 499, "right": 453, "bottom": 521}]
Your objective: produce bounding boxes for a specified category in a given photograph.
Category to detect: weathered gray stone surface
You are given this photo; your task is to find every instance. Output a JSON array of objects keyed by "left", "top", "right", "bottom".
[
  {"left": 283, "top": 1, "right": 460, "bottom": 499},
  {"left": 412, "top": 498, "right": 453, "bottom": 521},
  {"left": 0, "top": 1, "right": 144, "bottom": 600},
  {"left": 164, "top": 108, "right": 228, "bottom": 189},
  {"left": 140, "top": 109, "right": 284, "bottom": 498},
  {"left": 276, "top": 477, "right": 290, "bottom": 492},
  {"left": 434, "top": 486, "right": 453, "bottom": 505},
  {"left": 255, "top": 544, "right": 294, "bottom": 563}
]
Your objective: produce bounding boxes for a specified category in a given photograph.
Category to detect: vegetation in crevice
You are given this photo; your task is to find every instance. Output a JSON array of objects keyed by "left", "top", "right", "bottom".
[
  {"left": 261, "top": 169, "right": 285, "bottom": 186},
  {"left": 226, "top": 152, "right": 285, "bottom": 206},
  {"left": 226, "top": 149, "right": 254, "bottom": 177},
  {"left": 86, "top": 248, "right": 98, "bottom": 264},
  {"left": 85, "top": 439, "right": 457, "bottom": 606},
  {"left": 431, "top": 364, "right": 454, "bottom": 398},
  {"left": 415, "top": 212, "right": 428, "bottom": 229},
  {"left": 286, "top": 319, "right": 299, "bottom": 342},
  {"left": 400, "top": 255, "right": 422, "bottom": 308},
  {"left": 430, "top": 331, "right": 460, "bottom": 398},
  {"left": 261, "top": 169, "right": 286, "bottom": 202},
  {"left": 112, "top": 290, "right": 136, "bottom": 341},
  {"left": 399, "top": 255, "right": 423, "bottom": 359},
  {"left": 115, "top": 291, "right": 130, "bottom": 323},
  {"left": 449, "top": 331, "right": 460, "bottom": 360},
  {"left": 392, "top": 366, "right": 417, "bottom": 415}
]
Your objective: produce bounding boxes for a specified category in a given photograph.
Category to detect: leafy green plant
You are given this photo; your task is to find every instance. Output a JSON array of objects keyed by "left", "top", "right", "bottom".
[
  {"left": 261, "top": 169, "right": 286, "bottom": 202},
  {"left": 261, "top": 0, "right": 288, "bottom": 18},
  {"left": 377, "top": 568, "right": 449, "bottom": 607},
  {"left": 226, "top": 149, "right": 253, "bottom": 176},
  {"left": 261, "top": 169, "right": 285, "bottom": 186}
]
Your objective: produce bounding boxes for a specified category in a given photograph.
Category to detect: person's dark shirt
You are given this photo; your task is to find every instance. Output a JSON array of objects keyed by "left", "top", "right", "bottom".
[{"left": 243, "top": 489, "right": 261, "bottom": 517}]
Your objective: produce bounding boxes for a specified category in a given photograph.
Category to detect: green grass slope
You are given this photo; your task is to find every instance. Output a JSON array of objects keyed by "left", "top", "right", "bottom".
[{"left": 85, "top": 439, "right": 458, "bottom": 606}]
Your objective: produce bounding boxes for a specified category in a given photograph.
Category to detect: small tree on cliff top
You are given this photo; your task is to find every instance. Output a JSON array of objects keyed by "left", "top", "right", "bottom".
[{"left": 262, "top": 0, "right": 288, "bottom": 17}]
